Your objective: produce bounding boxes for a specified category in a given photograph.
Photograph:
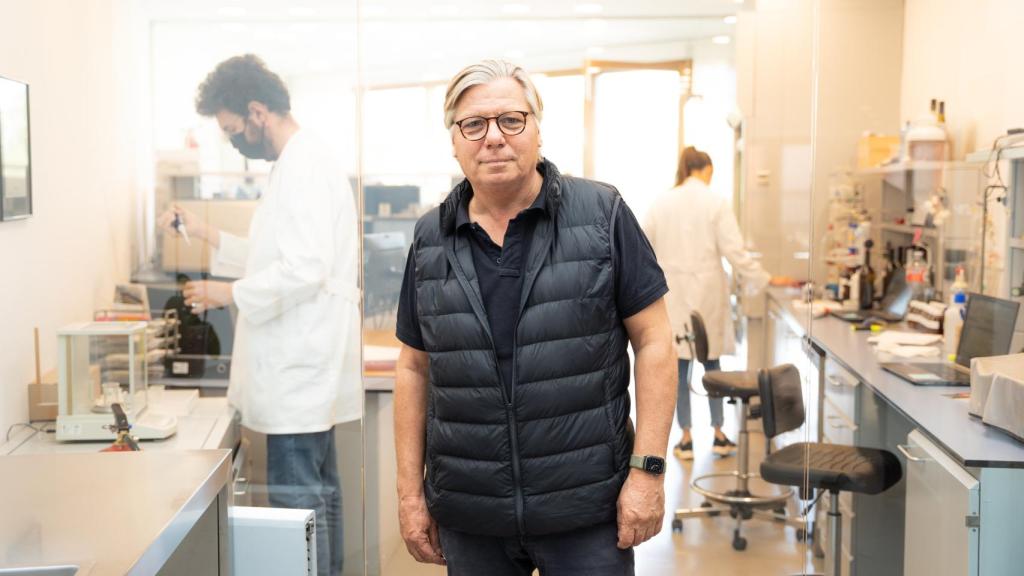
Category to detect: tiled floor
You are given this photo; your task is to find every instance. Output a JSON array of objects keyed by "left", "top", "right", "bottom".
[{"left": 382, "top": 357, "right": 822, "bottom": 575}]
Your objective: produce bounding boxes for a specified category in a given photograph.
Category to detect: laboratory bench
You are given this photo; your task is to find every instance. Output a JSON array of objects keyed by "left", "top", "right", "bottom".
[
  {"left": 1, "top": 389, "right": 239, "bottom": 457},
  {"left": 764, "top": 286, "right": 1024, "bottom": 576},
  {"left": 0, "top": 449, "right": 232, "bottom": 575}
]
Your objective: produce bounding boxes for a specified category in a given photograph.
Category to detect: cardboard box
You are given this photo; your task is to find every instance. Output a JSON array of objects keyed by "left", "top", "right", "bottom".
[
  {"left": 857, "top": 134, "right": 900, "bottom": 169},
  {"left": 28, "top": 369, "right": 58, "bottom": 421}
]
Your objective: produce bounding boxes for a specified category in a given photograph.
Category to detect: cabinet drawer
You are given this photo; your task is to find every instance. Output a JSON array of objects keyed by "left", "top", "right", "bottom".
[
  {"left": 823, "top": 397, "right": 858, "bottom": 446},
  {"left": 824, "top": 357, "right": 860, "bottom": 420}
]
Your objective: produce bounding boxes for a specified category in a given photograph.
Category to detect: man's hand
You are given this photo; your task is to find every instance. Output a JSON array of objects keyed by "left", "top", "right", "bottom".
[
  {"left": 183, "top": 280, "right": 234, "bottom": 314},
  {"left": 399, "top": 494, "right": 445, "bottom": 565},
  {"left": 154, "top": 202, "right": 210, "bottom": 240},
  {"left": 616, "top": 469, "right": 665, "bottom": 549}
]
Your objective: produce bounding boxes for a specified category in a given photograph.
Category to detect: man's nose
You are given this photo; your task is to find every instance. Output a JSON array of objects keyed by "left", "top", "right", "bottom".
[{"left": 483, "top": 118, "right": 505, "bottom": 145}]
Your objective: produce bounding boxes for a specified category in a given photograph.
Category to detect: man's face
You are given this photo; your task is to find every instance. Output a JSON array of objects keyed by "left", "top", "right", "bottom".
[
  {"left": 451, "top": 78, "right": 541, "bottom": 192},
  {"left": 215, "top": 106, "right": 271, "bottom": 160}
]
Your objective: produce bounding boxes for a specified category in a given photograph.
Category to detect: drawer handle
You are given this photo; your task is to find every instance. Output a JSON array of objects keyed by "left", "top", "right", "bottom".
[
  {"left": 828, "top": 420, "right": 857, "bottom": 431},
  {"left": 233, "top": 478, "right": 250, "bottom": 497},
  {"left": 897, "top": 443, "right": 931, "bottom": 463}
]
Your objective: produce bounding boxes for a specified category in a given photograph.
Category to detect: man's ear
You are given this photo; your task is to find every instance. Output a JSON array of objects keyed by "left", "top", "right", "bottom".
[{"left": 247, "top": 100, "right": 269, "bottom": 124}]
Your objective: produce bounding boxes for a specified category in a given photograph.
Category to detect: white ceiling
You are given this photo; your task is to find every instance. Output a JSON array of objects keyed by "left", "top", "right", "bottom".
[
  {"left": 145, "top": 0, "right": 743, "bottom": 109},
  {"left": 143, "top": 0, "right": 750, "bottom": 21}
]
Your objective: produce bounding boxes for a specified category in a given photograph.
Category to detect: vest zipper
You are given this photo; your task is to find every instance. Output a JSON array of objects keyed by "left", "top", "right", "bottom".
[{"left": 509, "top": 325, "right": 526, "bottom": 535}]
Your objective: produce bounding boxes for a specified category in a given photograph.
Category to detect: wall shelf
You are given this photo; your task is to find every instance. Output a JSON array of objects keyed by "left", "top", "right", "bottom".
[{"left": 877, "top": 223, "right": 939, "bottom": 237}]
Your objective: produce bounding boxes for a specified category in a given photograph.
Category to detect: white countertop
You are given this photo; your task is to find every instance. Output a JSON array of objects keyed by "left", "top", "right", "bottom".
[
  {"left": 2, "top": 390, "right": 238, "bottom": 457},
  {"left": 768, "top": 287, "right": 1024, "bottom": 468}
]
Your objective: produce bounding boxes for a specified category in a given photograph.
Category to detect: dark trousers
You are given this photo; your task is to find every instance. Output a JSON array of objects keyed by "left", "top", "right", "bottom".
[
  {"left": 267, "top": 428, "right": 343, "bottom": 576},
  {"left": 439, "top": 522, "right": 634, "bottom": 576}
]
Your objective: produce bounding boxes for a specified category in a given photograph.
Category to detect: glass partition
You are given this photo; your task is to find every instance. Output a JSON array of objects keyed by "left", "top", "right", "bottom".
[{"left": 140, "top": 5, "right": 365, "bottom": 576}]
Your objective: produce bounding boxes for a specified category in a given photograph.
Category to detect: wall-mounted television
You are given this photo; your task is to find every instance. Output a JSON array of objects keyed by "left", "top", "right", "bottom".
[{"left": 0, "top": 75, "right": 32, "bottom": 221}]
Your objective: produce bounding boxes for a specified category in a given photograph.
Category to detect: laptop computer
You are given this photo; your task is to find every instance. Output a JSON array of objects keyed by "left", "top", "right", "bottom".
[
  {"left": 830, "top": 272, "right": 914, "bottom": 324},
  {"left": 881, "top": 293, "right": 1020, "bottom": 386}
]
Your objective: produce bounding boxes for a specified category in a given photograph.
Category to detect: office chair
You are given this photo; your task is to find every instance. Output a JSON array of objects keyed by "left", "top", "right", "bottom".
[
  {"left": 672, "top": 313, "right": 800, "bottom": 551},
  {"left": 759, "top": 364, "right": 902, "bottom": 575}
]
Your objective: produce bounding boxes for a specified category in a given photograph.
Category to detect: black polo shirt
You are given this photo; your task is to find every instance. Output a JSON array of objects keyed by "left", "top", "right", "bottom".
[{"left": 397, "top": 175, "right": 668, "bottom": 398}]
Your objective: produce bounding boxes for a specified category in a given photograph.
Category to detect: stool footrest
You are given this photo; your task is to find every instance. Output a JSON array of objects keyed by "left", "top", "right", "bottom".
[{"left": 691, "top": 472, "right": 794, "bottom": 507}]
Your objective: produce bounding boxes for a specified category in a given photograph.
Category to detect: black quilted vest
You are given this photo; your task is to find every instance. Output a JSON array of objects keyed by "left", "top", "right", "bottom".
[{"left": 412, "top": 160, "right": 633, "bottom": 537}]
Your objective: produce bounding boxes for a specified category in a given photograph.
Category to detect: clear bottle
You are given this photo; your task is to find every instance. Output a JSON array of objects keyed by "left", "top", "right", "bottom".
[
  {"left": 949, "top": 266, "right": 968, "bottom": 304},
  {"left": 944, "top": 292, "right": 967, "bottom": 360},
  {"left": 906, "top": 247, "right": 929, "bottom": 299}
]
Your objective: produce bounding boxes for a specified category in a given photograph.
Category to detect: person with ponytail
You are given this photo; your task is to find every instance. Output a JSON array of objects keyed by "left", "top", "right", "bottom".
[{"left": 643, "top": 146, "right": 770, "bottom": 460}]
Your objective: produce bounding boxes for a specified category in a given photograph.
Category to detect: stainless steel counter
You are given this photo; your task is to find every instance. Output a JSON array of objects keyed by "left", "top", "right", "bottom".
[
  {"left": 0, "top": 449, "right": 231, "bottom": 575},
  {"left": 767, "top": 287, "right": 1024, "bottom": 468}
]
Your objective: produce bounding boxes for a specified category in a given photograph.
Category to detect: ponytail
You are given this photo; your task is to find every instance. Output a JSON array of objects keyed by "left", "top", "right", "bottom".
[{"left": 674, "top": 146, "right": 712, "bottom": 186}]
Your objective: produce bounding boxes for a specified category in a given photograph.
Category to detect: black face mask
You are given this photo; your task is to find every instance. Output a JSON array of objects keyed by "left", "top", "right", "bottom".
[{"left": 230, "top": 117, "right": 268, "bottom": 160}]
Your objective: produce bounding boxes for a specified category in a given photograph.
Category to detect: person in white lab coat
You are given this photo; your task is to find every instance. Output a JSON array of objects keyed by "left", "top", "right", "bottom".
[
  {"left": 158, "top": 54, "right": 360, "bottom": 576},
  {"left": 642, "top": 147, "right": 770, "bottom": 460}
]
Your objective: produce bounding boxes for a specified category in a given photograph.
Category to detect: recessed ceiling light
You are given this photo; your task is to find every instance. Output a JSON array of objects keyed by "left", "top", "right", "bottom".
[
  {"left": 724, "top": 15, "right": 738, "bottom": 24},
  {"left": 218, "top": 6, "right": 245, "bottom": 17},
  {"left": 501, "top": 3, "right": 531, "bottom": 15},
  {"left": 288, "top": 6, "right": 315, "bottom": 17},
  {"left": 712, "top": 35, "right": 731, "bottom": 44},
  {"left": 574, "top": 3, "right": 604, "bottom": 14}
]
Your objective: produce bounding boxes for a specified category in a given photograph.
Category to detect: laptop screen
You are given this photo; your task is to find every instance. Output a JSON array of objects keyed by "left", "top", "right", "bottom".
[
  {"left": 880, "top": 272, "right": 913, "bottom": 316},
  {"left": 955, "top": 293, "right": 1021, "bottom": 368}
]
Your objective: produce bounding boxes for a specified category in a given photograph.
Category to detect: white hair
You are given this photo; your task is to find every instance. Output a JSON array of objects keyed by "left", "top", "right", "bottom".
[{"left": 443, "top": 59, "right": 544, "bottom": 129}]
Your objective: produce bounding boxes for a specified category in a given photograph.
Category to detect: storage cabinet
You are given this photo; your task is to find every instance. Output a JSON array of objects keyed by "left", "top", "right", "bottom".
[{"left": 902, "top": 429, "right": 980, "bottom": 576}]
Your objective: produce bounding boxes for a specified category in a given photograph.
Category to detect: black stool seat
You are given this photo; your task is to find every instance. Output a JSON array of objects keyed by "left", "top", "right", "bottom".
[
  {"left": 702, "top": 370, "right": 760, "bottom": 399},
  {"left": 761, "top": 442, "right": 903, "bottom": 495}
]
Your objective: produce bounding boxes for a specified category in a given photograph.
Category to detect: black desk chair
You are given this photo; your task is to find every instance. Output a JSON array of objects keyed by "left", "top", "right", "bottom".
[
  {"left": 672, "top": 313, "right": 799, "bottom": 551},
  {"left": 759, "top": 364, "right": 902, "bottom": 575}
]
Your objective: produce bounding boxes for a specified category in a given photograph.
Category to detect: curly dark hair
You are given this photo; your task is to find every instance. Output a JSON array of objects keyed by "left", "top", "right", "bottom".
[{"left": 195, "top": 54, "right": 291, "bottom": 117}]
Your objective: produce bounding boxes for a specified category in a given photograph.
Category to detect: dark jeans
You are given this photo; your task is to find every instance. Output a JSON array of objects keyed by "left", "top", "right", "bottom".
[
  {"left": 439, "top": 522, "right": 634, "bottom": 576},
  {"left": 267, "top": 428, "right": 343, "bottom": 576}
]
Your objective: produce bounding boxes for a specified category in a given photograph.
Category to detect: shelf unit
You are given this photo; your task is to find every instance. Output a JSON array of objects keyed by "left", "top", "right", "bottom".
[
  {"left": 854, "top": 161, "right": 984, "bottom": 300},
  {"left": 966, "top": 145, "right": 1024, "bottom": 308}
]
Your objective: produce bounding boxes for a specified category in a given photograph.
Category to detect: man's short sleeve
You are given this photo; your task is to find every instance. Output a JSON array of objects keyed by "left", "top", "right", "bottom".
[
  {"left": 395, "top": 245, "right": 425, "bottom": 350},
  {"left": 614, "top": 201, "right": 669, "bottom": 318}
]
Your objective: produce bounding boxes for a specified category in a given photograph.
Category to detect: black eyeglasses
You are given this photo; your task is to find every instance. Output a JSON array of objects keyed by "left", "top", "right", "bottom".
[{"left": 454, "top": 111, "right": 530, "bottom": 141}]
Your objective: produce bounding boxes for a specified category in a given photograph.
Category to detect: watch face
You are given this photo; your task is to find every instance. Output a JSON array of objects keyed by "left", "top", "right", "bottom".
[{"left": 644, "top": 457, "right": 665, "bottom": 474}]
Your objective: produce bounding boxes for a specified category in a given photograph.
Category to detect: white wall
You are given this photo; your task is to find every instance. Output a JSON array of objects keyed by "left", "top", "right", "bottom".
[
  {"left": 736, "top": 0, "right": 816, "bottom": 282},
  {"left": 0, "top": 0, "right": 144, "bottom": 438},
  {"left": 902, "top": 0, "right": 1024, "bottom": 159},
  {"left": 811, "top": 0, "right": 904, "bottom": 283}
]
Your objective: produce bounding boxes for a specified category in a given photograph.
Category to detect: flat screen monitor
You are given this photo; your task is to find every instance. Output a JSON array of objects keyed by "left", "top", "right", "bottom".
[
  {"left": 956, "top": 293, "right": 1020, "bottom": 368},
  {"left": 0, "top": 75, "right": 32, "bottom": 221}
]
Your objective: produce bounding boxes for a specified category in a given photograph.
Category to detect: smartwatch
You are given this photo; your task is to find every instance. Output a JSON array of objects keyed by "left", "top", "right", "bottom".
[{"left": 629, "top": 454, "right": 666, "bottom": 475}]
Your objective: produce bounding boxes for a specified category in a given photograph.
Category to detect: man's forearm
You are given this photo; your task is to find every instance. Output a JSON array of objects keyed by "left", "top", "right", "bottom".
[
  {"left": 631, "top": 337, "right": 677, "bottom": 458},
  {"left": 394, "top": 352, "right": 430, "bottom": 499}
]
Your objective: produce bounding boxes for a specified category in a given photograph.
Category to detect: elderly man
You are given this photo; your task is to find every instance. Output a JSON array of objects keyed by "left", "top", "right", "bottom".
[{"left": 394, "top": 59, "right": 677, "bottom": 575}]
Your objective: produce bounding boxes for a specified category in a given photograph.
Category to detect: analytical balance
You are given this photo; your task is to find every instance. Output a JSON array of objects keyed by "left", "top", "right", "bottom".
[{"left": 55, "top": 322, "right": 177, "bottom": 441}]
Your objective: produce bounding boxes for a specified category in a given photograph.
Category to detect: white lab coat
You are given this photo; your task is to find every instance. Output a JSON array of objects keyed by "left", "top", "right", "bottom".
[
  {"left": 213, "top": 130, "right": 362, "bottom": 434},
  {"left": 642, "top": 176, "right": 770, "bottom": 360}
]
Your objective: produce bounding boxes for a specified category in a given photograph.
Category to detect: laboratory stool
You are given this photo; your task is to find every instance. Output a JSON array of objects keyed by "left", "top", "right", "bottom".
[
  {"left": 672, "top": 314, "right": 801, "bottom": 551},
  {"left": 758, "top": 364, "right": 902, "bottom": 576}
]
